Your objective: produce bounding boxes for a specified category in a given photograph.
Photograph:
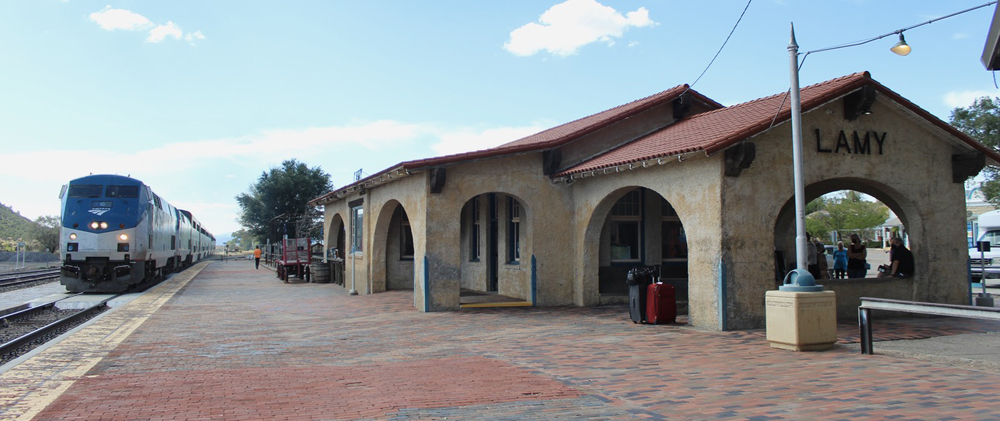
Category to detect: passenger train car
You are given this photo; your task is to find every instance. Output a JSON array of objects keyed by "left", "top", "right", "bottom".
[{"left": 59, "top": 174, "right": 215, "bottom": 293}]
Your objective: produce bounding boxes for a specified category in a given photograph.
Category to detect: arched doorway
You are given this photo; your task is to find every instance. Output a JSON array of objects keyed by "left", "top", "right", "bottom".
[
  {"left": 772, "top": 178, "right": 925, "bottom": 317},
  {"left": 372, "top": 200, "right": 415, "bottom": 292},
  {"left": 773, "top": 178, "right": 916, "bottom": 282},
  {"left": 585, "top": 187, "right": 689, "bottom": 308},
  {"left": 458, "top": 193, "right": 530, "bottom": 303},
  {"left": 325, "top": 214, "right": 347, "bottom": 286}
]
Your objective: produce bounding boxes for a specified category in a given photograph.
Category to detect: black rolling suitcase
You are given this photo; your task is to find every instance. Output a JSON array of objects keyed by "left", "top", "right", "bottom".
[{"left": 627, "top": 268, "right": 650, "bottom": 323}]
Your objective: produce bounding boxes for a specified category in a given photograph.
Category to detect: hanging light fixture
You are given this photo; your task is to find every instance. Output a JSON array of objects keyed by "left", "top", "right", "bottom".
[{"left": 890, "top": 33, "right": 911, "bottom": 56}]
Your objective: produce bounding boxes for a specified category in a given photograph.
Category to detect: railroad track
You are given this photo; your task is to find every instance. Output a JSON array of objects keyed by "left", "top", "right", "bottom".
[
  {"left": 0, "top": 269, "right": 60, "bottom": 288},
  {"left": 0, "top": 295, "right": 112, "bottom": 364}
]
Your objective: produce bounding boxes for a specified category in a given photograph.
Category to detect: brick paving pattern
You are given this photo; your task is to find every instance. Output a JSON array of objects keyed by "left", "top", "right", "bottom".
[{"left": 2, "top": 260, "right": 1000, "bottom": 420}]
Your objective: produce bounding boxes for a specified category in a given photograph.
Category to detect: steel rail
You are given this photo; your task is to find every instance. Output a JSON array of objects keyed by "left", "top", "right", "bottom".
[
  {"left": 0, "top": 296, "right": 114, "bottom": 357},
  {"left": 0, "top": 268, "right": 59, "bottom": 282}
]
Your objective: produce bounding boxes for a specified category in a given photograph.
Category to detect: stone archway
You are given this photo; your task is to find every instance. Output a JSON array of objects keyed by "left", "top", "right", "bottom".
[
  {"left": 773, "top": 177, "right": 918, "bottom": 279},
  {"left": 581, "top": 186, "right": 689, "bottom": 308},
  {"left": 371, "top": 200, "right": 416, "bottom": 293},
  {"left": 457, "top": 192, "right": 532, "bottom": 303},
  {"left": 772, "top": 177, "right": 928, "bottom": 318},
  {"left": 326, "top": 213, "right": 347, "bottom": 260}
]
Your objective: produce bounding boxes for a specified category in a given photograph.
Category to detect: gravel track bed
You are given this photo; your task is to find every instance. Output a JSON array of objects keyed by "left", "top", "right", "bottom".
[
  {"left": 0, "top": 278, "right": 59, "bottom": 295},
  {"left": 0, "top": 306, "right": 108, "bottom": 365}
]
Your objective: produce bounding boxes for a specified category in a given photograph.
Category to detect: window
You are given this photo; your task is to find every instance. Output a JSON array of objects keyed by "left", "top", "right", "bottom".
[
  {"left": 980, "top": 230, "right": 1000, "bottom": 248},
  {"left": 106, "top": 185, "right": 139, "bottom": 198},
  {"left": 661, "top": 198, "right": 688, "bottom": 280},
  {"left": 610, "top": 189, "right": 642, "bottom": 262},
  {"left": 661, "top": 199, "right": 688, "bottom": 260},
  {"left": 509, "top": 199, "right": 521, "bottom": 263},
  {"left": 470, "top": 198, "right": 481, "bottom": 261},
  {"left": 68, "top": 184, "right": 102, "bottom": 198},
  {"left": 399, "top": 211, "right": 414, "bottom": 260},
  {"left": 351, "top": 206, "right": 363, "bottom": 253}
]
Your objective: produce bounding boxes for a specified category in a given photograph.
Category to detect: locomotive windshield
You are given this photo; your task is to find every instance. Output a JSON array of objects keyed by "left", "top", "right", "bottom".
[
  {"left": 106, "top": 185, "right": 139, "bottom": 198},
  {"left": 67, "top": 185, "right": 102, "bottom": 198}
]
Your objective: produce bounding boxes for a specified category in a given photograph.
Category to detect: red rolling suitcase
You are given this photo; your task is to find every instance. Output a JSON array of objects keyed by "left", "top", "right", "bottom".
[{"left": 645, "top": 282, "right": 676, "bottom": 324}]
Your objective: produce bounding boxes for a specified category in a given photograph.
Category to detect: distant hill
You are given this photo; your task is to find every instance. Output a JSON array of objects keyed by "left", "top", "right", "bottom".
[{"left": 0, "top": 202, "right": 37, "bottom": 243}]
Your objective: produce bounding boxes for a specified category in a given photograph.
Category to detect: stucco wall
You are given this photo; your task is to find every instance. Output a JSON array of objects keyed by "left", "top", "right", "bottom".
[
  {"left": 721, "top": 97, "right": 970, "bottom": 329},
  {"left": 415, "top": 153, "right": 576, "bottom": 310}
]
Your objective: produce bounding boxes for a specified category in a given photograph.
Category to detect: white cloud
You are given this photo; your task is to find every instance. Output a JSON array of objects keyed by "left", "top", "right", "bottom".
[
  {"left": 89, "top": 6, "right": 153, "bottom": 31},
  {"left": 0, "top": 120, "right": 546, "bottom": 235},
  {"left": 431, "top": 125, "right": 548, "bottom": 155},
  {"left": 944, "top": 90, "right": 1000, "bottom": 108},
  {"left": 185, "top": 30, "right": 206, "bottom": 45},
  {"left": 504, "top": 0, "right": 656, "bottom": 57},
  {"left": 89, "top": 7, "right": 204, "bottom": 45},
  {"left": 147, "top": 21, "right": 182, "bottom": 43},
  {"left": 953, "top": 33, "right": 970, "bottom": 40}
]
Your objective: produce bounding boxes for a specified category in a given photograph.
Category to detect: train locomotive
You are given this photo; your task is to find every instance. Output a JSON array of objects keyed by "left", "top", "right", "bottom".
[{"left": 59, "top": 174, "right": 216, "bottom": 293}]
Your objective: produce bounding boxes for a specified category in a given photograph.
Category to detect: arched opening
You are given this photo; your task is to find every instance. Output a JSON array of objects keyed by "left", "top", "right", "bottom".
[
  {"left": 371, "top": 200, "right": 415, "bottom": 293},
  {"left": 386, "top": 205, "right": 414, "bottom": 290},
  {"left": 325, "top": 214, "right": 347, "bottom": 286},
  {"left": 458, "top": 193, "right": 531, "bottom": 305},
  {"left": 773, "top": 178, "right": 915, "bottom": 285},
  {"left": 585, "top": 187, "right": 688, "bottom": 308},
  {"left": 326, "top": 214, "right": 347, "bottom": 259}
]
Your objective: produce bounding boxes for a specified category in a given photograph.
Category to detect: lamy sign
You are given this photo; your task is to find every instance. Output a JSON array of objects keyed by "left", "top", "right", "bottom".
[{"left": 814, "top": 129, "right": 886, "bottom": 155}]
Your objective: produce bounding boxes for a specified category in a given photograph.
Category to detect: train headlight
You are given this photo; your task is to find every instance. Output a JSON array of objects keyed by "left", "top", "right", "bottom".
[
  {"left": 90, "top": 221, "right": 99, "bottom": 229},
  {"left": 119, "top": 233, "right": 128, "bottom": 241},
  {"left": 69, "top": 233, "right": 77, "bottom": 240},
  {"left": 100, "top": 222, "right": 108, "bottom": 229}
]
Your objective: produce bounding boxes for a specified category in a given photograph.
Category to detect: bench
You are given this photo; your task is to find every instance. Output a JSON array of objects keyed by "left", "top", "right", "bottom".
[{"left": 858, "top": 297, "right": 1000, "bottom": 354}]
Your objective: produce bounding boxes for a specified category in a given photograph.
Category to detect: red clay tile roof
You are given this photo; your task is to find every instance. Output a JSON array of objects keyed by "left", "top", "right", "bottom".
[
  {"left": 399, "top": 84, "right": 722, "bottom": 170},
  {"left": 556, "top": 71, "right": 1000, "bottom": 176},
  {"left": 311, "top": 84, "right": 721, "bottom": 204}
]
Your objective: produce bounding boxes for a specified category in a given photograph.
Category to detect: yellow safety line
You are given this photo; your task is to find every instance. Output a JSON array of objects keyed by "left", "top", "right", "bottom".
[
  {"left": 0, "top": 261, "right": 210, "bottom": 421},
  {"left": 460, "top": 301, "right": 533, "bottom": 308}
]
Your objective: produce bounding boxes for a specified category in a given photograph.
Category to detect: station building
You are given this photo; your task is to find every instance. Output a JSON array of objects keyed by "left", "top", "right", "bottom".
[{"left": 311, "top": 71, "right": 1000, "bottom": 330}]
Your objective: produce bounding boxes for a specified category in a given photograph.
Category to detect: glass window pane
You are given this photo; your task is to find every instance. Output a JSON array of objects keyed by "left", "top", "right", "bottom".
[
  {"left": 68, "top": 185, "right": 102, "bottom": 198},
  {"left": 106, "top": 185, "right": 139, "bottom": 198},
  {"left": 662, "top": 221, "right": 688, "bottom": 259},
  {"left": 352, "top": 207, "right": 363, "bottom": 252},
  {"left": 611, "top": 220, "right": 640, "bottom": 261},
  {"left": 611, "top": 190, "right": 641, "bottom": 217}
]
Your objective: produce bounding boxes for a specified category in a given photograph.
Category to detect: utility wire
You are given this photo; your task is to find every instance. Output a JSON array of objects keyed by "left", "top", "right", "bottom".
[
  {"left": 688, "top": 0, "right": 753, "bottom": 90},
  {"left": 764, "top": 0, "right": 998, "bottom": 134}
]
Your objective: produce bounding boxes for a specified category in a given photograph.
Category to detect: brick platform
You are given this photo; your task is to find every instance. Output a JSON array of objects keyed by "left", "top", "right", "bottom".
[{"left": 3, "top": 260, "right": 1000, "bottom": 420}]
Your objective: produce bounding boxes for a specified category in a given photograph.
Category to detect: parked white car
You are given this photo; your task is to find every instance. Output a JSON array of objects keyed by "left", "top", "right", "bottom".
[{"left": 970, "top": 211, "right": 1000, "bottom": 282}]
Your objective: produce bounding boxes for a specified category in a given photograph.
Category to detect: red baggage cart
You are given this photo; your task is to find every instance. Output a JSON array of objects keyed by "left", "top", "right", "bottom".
[{"left": 276, "top": 238, "right": 311, "bottom": 283}]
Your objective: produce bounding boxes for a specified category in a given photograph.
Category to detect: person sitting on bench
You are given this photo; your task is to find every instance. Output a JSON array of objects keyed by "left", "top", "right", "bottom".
[{"left": 888, "top": 237, "right": 914, "bottom": 278}]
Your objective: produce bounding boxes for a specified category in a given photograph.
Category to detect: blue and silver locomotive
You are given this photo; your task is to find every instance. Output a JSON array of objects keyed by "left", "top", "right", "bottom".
[{"left": 59, "top": 174, "right": 215, "bottom": 293}]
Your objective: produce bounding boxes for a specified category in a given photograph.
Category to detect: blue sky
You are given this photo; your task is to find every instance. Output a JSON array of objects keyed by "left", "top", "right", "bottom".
[{"left": 2, "top": 0, "right": 998, "bottom": 242}]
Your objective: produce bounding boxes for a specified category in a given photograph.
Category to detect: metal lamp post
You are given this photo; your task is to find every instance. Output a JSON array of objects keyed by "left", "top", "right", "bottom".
[{"left": 788, "top": 24, "right": 808, "bottom": 272}]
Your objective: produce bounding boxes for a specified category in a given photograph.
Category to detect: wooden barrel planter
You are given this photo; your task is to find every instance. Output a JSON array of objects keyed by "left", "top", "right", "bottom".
[{"left": 311, "top": 262, "right": 331, "bottom": 283}]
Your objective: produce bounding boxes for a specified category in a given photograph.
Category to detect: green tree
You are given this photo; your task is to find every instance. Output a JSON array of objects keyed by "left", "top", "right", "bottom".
[
  {"left": 225, "top": 229, "right": 256, "bottom": 252},
  {"left": 950, "top": 97, "right": 1000, "bottom": 206},
  {"left": 236, "top": 159, "right": 332, "bottom": 243},
  {"left": 32, "top": 215, "right": 60, "bottom": 253},
  {"left": 805, "top": 196, "right": 832, "bottom": 238},
  {"left": 805, "top": 191, "right": 889, "bottom": 242}
]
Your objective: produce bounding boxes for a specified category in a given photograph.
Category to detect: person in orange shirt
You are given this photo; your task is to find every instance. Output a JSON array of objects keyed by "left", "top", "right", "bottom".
[{"left": 253, "top": 246, "right": 262, "bottom": 269}]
